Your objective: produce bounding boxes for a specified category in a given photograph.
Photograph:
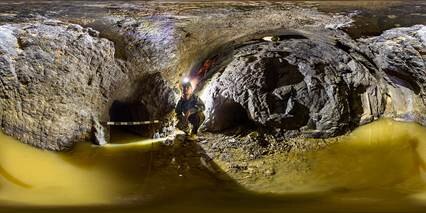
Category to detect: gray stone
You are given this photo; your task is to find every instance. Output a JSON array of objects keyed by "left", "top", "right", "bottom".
[
  {"left": 0, "top": 21, "right": 130, "bottom": 150},
  {"left": 202, "top": 25, "right": 426, "bottom": 138}
]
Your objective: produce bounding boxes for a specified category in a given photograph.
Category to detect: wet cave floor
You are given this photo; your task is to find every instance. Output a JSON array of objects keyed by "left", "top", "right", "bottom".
[{"left": 0, "top": 119, "right": 426, "bottom": 212}]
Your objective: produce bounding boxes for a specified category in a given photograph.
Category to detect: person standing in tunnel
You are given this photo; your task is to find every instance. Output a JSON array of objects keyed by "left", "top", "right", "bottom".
[{"left": 175, "top": 81, "right": 205, "bottom": 140}]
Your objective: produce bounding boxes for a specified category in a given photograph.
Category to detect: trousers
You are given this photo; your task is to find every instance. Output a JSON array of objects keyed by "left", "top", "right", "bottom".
[{"left": 176, "top": 111, "right": 205, "bottom": 135}]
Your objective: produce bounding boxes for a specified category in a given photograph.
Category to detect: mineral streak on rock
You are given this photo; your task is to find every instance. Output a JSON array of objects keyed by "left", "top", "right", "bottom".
[{"left": 0, "top": 1, "right": 425, "bottom": 151}]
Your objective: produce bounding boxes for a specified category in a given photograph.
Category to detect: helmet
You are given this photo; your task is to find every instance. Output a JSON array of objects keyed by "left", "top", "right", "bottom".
[
  {"left": 181, "top": 77, "right": 192, "bottom": 89},
  {"left": 182, "top": 82, "right": 192, "bottom": 89}
]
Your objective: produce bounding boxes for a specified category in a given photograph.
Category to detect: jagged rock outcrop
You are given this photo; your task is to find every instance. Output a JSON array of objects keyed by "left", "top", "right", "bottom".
[
  {"left": 202, "top": 25, "right": 426, "bottom": 138},
  {"left": 0, "top": 20, "right": 184, "bottom": 150},
  {"left": 0, "top": 21, "right": 126, "bottom": 150},
  {"left": 195, "top": 25, "right": 426, "bottom": 194},
  {"left": 359, "top": 25, "right": 426, "bottom": 125}
]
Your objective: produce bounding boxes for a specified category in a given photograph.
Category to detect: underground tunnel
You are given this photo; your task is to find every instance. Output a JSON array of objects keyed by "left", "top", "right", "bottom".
[
  {"left": 1, "top": 1, "right": 426, "bottom": 211},
  {"left": 107, "top": 73, "right": 178, "bottom": 141}
]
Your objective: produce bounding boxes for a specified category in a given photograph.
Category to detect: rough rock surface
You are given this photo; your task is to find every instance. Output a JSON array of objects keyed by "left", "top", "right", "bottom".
[
  {"left": 0, "top": 1, "right": 425, "bottom": 151},
  {"left": 0, "top": 2, "right": 357, "bottom": 150},
  {"left": 202, "top": 25, "right": 426, "bottom": 138},
  {"left": 0, "top": 21, "right": 125, "bottom": 150},
  {"left": 360, "top": 25, "right": 426, "bottom": 125}
]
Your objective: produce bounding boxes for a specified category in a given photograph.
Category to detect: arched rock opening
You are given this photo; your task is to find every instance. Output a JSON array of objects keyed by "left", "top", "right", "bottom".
[
  {"left": 202, "top": 97, "right": 254, "bottom": 132},
  {"left": 197, "top": 31, "right": 312, "bottom": 135},
  {"left": 108, "top": 73, "right": 178, "bottom": 140}
]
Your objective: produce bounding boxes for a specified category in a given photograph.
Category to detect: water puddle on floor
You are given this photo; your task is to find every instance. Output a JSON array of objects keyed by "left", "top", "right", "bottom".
[{"left": 0, "top": 119, "right": 425, "bottom": 212}]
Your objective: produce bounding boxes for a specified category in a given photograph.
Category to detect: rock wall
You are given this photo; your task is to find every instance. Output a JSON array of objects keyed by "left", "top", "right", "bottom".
[
  {"left": 0, "top": 21, "right": 125, "bottom": 150},
  {"left": 360, "top": 25, "right": 426, "bottom": 124},
  {"left": 202, "top": 25, "right": 426, "bottom": 138},
  {"left": 0, "top": 2, "right": 424, "bottom": 151}
]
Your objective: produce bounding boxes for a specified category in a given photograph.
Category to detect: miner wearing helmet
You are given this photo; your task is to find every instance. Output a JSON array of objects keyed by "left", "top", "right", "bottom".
[{"left": 175, "top": 80, "right": 205, "bottom": 139}]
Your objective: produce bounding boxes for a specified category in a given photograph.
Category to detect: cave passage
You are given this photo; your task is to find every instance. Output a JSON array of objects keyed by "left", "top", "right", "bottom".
[
  {"left": 108, "top": 100, "right": 160, "bottom": 140},
  {"left": 208, "top": 100, "right": 255, "bottom": 133}
]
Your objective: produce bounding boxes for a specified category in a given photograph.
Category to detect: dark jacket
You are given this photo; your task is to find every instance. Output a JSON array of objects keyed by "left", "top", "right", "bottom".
[{"left": 175, "top": 95, "right": 205, "bottom": 118}]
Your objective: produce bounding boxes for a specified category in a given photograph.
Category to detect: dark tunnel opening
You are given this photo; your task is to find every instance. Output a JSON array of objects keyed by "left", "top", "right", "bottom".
[
  {"left": 109, "top": 100, "right": 161, "bottom": 139},
  {"left": 206, "top": 99, "right": 255, "bottom": 135},
  {"left": 106, "top": 73, "right": 178, "bottom": 143}
]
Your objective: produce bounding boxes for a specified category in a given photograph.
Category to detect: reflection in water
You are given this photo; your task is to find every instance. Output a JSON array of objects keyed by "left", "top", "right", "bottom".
[
  {"left": 0, "top": 119, "right": 426, "bottom": 212},
  {"left": 248, "top": 119, "right": 426, "bottom": 195},
  {"left": 0, "top": 165, "right": 31, "bottom": 189},
  {"left": 0, "top": 129, "right": 226, "bottom": 206},
  {"left": 0, "top": 133, "right": 119, "bottom": 205}
]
